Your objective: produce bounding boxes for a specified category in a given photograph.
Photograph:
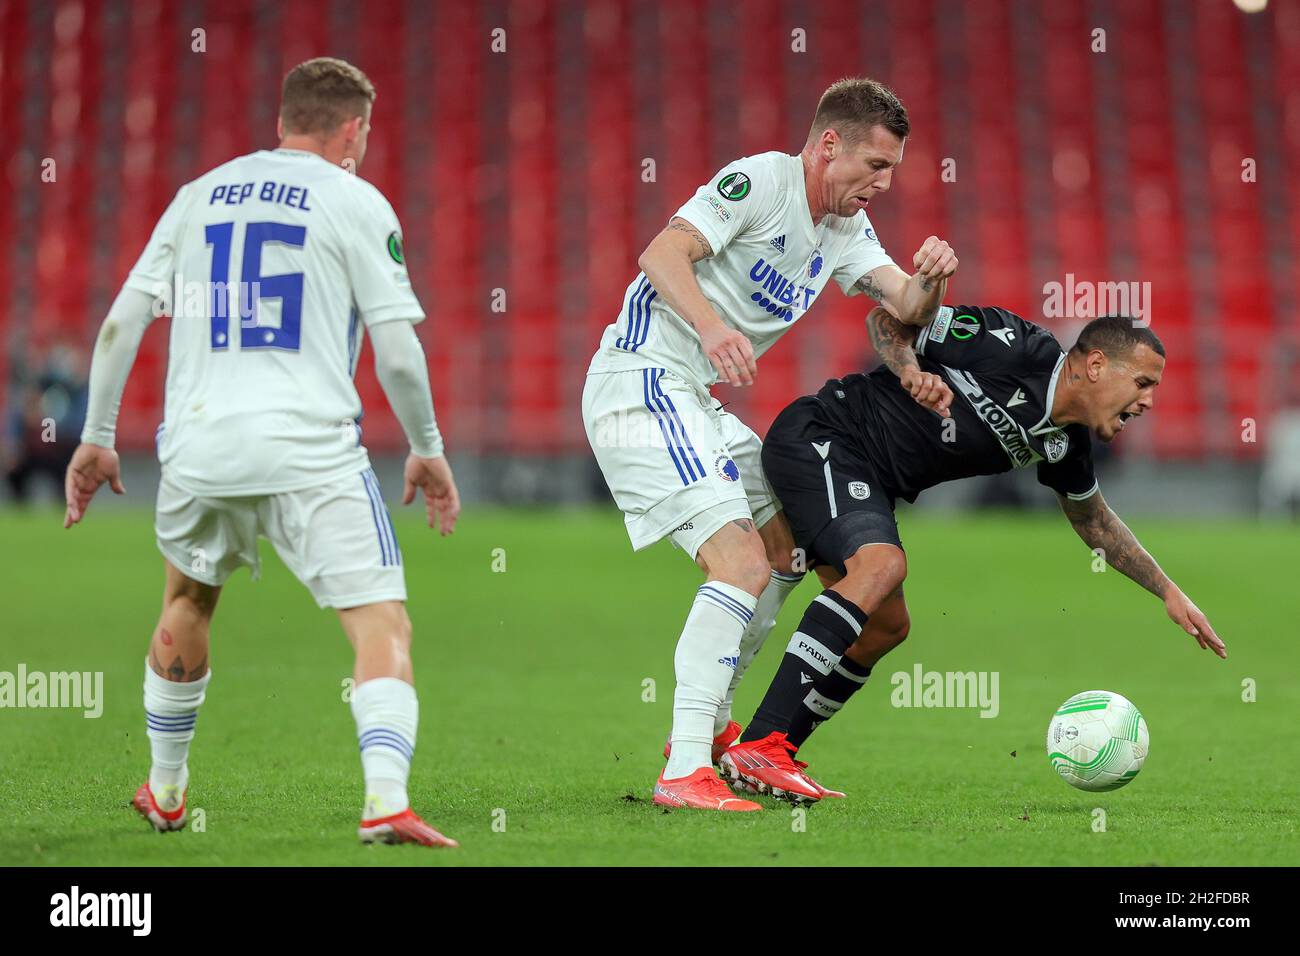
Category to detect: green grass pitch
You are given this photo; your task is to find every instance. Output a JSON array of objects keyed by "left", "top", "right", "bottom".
[{"left": 1, "top": 504, "right": 1296, "bottom": 866}]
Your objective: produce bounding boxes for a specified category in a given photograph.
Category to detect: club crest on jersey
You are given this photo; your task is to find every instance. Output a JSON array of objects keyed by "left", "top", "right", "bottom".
[
  {"left": 715, "top": 456, "right": 740, "bottom": 482},
  {"left": 847, "top": 481, "right": 871, "bottom": 500},
  {"left": 865, "top": 227, "right": 877, "bottom": 242},
  {"left": 717, "top": 171, "right": 751, "bottom": 201},
  {"left": 386, "top": 231, "right": 404, "bottom": 264},
  {"left": 1043, "top": 430, "right": 1069, "bottom": 463},
  {"left": 808, "top": 249, "right": 823, "bottom": 278}
]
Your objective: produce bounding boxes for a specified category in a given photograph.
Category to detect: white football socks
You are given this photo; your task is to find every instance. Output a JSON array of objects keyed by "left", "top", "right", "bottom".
[
  {"left": 352, "top": 676, "right": 418, "bottom": 819},
  {"left": 143, "top": 661, "right": 211, "bottom": 809},
  {"left": 664, "top": 582, "right": 758, "bottom": 780},
  {"left": 716, "top": 570, "right": 804, "bottom": 736}
]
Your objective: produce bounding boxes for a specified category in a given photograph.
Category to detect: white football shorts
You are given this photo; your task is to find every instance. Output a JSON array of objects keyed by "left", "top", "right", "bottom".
[
  {"left": 154, "top": 466, "right": 407, "bottom": 609},
  {"left": 582, "top": 367, "right": 779, "bottom": 558}
]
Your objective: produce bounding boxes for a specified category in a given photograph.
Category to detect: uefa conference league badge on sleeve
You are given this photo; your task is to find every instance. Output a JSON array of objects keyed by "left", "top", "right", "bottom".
[
  {"left": 387, "top": 231, "right": 411, "bottom": 286},
  {"left": 716, "top": 171, "right": 751, "bottom": 201}
]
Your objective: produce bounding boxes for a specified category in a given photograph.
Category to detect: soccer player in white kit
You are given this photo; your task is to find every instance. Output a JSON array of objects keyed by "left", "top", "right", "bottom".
[
  {"left": 63, "top": 58, "right": 461, "bottom": 847},
  {"left": 583, "top": 78, "right": 958, "bottom": 810}
]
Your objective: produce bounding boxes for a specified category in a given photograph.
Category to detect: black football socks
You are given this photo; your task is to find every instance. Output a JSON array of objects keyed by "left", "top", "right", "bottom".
[
  {"left": 787, "top": 652, "right": 872, "bottom": 748},
  {"left": 740, "top": 589, "right": 868, "bottom": 744}
]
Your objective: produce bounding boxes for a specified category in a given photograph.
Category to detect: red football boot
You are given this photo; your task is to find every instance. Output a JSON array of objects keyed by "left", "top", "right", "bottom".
[
  {"left": 794, "top": 758, "right": 846, "bottom": 799},
  {"left": 133, "top": 779, "right": 187, "bottom": 832},
  {"left": 359, "top": 807, "right": 459, "bottom": 848},
  {"left": 719, "top": 732, "right": 822, "bottom": 803},
  {"left": 652, "top": 766, "right": 762, "bottom": 811}
]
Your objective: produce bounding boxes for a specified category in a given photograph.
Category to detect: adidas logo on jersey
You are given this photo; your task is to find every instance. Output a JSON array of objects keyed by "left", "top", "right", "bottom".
[{"left": 769, "top": 234, "right": 786, "bottom": 253}]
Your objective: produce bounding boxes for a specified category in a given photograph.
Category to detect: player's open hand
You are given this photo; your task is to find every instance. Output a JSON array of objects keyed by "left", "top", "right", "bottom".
[
  {"left": 700, "top": 321, "right": 757, "bottom": 387},
  {"left": 1164, "top": 587, "right": 1226, "bottom": 659},
  {"left": 899, "top": 366, "right": 953, "bottom": 418},
  {"left": 912, "top": 236, "right": 958, "bottom": 282},
  {"left": 403, "top": 452, "right": 460, "bottom": 536},
  {"left": 63, "top": 442, "right": 125, "bottom": 528}
]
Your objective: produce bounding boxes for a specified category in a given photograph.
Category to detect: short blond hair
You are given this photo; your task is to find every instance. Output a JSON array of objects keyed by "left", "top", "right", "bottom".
[
  {"left": 808, "top": 77, "right": 909, "bottom": 145},
  {"left": 279, "top": 57, "right": 376, "bottom": 136}
]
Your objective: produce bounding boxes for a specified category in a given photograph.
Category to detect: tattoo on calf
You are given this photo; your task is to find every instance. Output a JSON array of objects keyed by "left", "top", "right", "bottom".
[{"left": 149, "top": 643, "right": 208, "bottom": 682}]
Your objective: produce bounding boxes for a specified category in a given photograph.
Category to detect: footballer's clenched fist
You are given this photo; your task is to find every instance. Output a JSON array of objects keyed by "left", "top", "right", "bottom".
[{"left": 912, "top": 236, "right": 958, "bottom": 282}]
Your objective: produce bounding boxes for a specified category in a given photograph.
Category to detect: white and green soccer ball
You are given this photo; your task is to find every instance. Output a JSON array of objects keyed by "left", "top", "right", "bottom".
[{"left": 1046, "top": 690, "right": 1149, "bottom": 792}]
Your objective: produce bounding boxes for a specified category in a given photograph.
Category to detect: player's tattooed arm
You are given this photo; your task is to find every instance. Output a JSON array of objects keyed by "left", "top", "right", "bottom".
[
  {"left": 639, "top": 218, "right": 755, "bottom": 387},
  {"left": 1058, "top": 491, "right": 1173, "bottom": 598},
  {"left": 666, "top": 217, "right": 714, "bottom": 261},
  {"left": 855, "top": 272, "right": 887, "bottom": 302},
  {"left": 866, "top": 305, "right": 920, "bottom": 378},
  {"left": 857, "top": 239, "right": 958, "bottom": 326},
  {"left": 854, "top": 263, "right": 945, "bottom": 327},
  {"left": 867, "top": 307, "right": 953, "bottom": 417},
  {"left": 1058, "top": 491, "right": 1226, "bottom": 657}
]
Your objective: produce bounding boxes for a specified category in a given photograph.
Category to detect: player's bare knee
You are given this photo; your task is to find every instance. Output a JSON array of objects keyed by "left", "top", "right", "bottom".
[
  {"left": 844, "top": 545, "right": 907, "bottom": 594},
  {"left": 736, "top": 554, "right": 773, "bottom": 597},
  {"left": 714, "top": 548, "right": 771, "bottom": 597},
  {"left": 164, "top": 588, "right": 218, "bottom": 625}
]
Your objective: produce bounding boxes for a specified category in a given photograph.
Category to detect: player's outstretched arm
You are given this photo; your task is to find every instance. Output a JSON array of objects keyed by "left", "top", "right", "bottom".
[
  {"left": 855, "top": 236, "right": 958, "bottom": 327},
  {"left": 1057, "top": 491, "right": 1226, "bottom": 659},
  {"left": 638, "top": 217, "right": 756, "bottom": 387},
  {"left": 865, "top": 306, "right": 952, "bottom": 418},
  {"left": 370, "top": 320, "right": 459, "bottom": 536},
  {"left": 64, "top": 287, "right": 159, "bottom": 528}
]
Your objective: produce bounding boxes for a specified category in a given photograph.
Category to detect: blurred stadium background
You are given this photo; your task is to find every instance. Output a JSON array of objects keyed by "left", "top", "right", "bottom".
[{"left": 2, "top": 0, "right": 1298, "bottom": 516}]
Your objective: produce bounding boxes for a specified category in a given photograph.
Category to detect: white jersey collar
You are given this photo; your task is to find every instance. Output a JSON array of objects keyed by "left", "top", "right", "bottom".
[{"left": 1030, "top": 351, "right": 1068, "bottom": 434}]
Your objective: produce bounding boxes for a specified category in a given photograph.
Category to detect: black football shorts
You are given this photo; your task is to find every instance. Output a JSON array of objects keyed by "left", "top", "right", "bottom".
[{"left": 761, "top": 395, "right": 902, "bottom": 576}]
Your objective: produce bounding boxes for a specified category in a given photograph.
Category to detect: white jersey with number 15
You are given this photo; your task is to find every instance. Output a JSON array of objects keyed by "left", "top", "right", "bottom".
[{"left": 125, "top": 147, "right": 424, "bottom": 496}]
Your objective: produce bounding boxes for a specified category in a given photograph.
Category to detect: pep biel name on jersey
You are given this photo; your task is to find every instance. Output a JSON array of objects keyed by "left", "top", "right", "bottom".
[{"left": 126, "top": 148, "right": 425, "bottom": 497}]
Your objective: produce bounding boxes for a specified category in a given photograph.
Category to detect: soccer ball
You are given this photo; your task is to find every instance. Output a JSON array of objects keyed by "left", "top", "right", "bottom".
[{"left": 1046, "top": 690, "right": 1149, "bottom": 791}]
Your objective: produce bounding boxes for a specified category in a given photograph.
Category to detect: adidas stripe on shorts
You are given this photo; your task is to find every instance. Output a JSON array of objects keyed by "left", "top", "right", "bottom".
[{"left": 582, "top": 366, "right": 779, "bottom": 557}]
